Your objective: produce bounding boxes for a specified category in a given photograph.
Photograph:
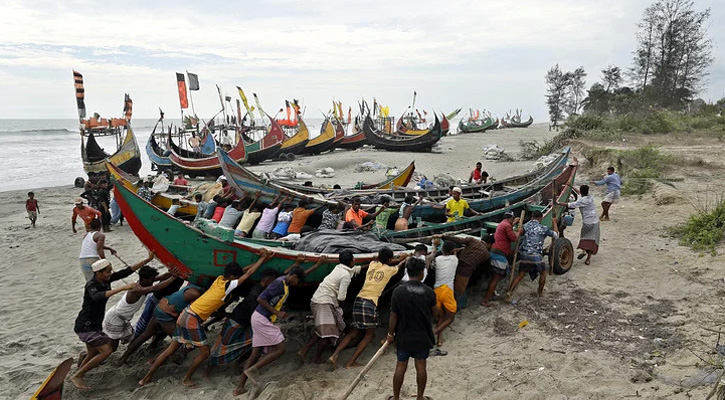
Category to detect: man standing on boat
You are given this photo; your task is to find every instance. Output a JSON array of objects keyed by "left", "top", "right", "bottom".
[
  {"left": 506, "top": 210, "right": 559, "bottom": 300},
  {"left": 592, "top": 166, "right": 621, "bottom": 221},
  {"left": 445, "top": 187, "right": 479, "bottom": 223}
]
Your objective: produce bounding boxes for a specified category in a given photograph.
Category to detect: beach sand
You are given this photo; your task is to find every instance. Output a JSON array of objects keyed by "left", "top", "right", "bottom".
[{"left": 2, "top": 124, "right": 724, "bottom": 399}]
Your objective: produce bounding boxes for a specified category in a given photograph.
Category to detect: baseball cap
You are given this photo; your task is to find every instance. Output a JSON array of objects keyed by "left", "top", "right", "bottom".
[
  {"left": 91, "top": 259, "right": 113, "bottom": 272},
  {"left": 504, "top": 210, "right": 515, "bottom": 218},
  {"left": 452, "top": 187, "right": 462, "bottom": 194},
  {"left": 74, "top": 197, "right": 85, "bottom": 205}
]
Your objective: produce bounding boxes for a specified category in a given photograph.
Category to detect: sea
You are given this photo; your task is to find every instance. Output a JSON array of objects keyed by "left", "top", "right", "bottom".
[{"left": 0, "top": 118, "right": 327, "bottom": 192}]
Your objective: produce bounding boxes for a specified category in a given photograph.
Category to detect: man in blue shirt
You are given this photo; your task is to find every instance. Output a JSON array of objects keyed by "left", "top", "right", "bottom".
[
  {"left": 592, "top": 166, "right": 621, "bottom": 221},
  {"left": 506, "top": 210, "right": 558, "bottom": 301}
]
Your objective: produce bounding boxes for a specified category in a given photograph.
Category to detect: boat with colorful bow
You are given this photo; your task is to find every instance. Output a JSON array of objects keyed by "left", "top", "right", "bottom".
[{"left": 363, "top": 115, "right": 442, "bottom": 152}]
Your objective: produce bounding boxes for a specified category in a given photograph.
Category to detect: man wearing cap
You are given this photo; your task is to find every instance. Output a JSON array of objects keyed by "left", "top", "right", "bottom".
[
  {"left": 482, "top": 210, "right": 520, "bottom": 306},
  {"left": 71, "top": 250, "right": 155, "bottom": 390},
  {"left": 71, "top": 197, "right": 102, "bottom": 233},
  {"left": 445, "top": 187, "right": 478, "bottom": 223}
]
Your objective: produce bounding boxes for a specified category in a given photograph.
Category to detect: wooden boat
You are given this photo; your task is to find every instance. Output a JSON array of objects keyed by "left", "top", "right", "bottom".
[
  {"left": 441, "top": 113, "right": 451, "bottom": 136},
  {"left": 458, "top": 116, "right": 495, "bottom": 133},
  {"left": 337, "top": 129, "right": 368, "bottom": 149},
  {"left": 168, "top": 132, "right": 216, "bottom": 159},
  {"left": 301, "top": 118, "right": 336, "bottom": 155},
  {"left": 30, "top": 358, "right": 73, "bottom": 400},
  {"left": 380, "top": 159, "right": 577, "bottom": 245},
  {"left": 278, "top": 118, "right": 310, "bottom": 158},
  {"left": 109, "top": 163, "right": 200, "bottom": 216},
  {"left": 146, "top": 118, "right": 173, "bottom": 171},
  {"left": 240, "top": 113, "right": 285, "bottom": 165},
  {"left": 331, "top": 118, "right": 346, "bottom": 148},
  {"left": 410, "top": 148, "right": 569, "bottom": 220},
  {"left": 275, "top": 161, "right": 416, "bottom": 195},
  {"left": 510, "top": 115, "right": 534, "bottom": 128},
  {"left": 111, "top": 168, "right": 411, "bottom": 285},
  {"left": 82, "top": 125, "right": 142, "bottom": 176},
  {"left": 168, "top": 131, "right": 247, "bottom": 178},
  {"left": 363, "top": 115, "right": 442, "bottom": 152}
]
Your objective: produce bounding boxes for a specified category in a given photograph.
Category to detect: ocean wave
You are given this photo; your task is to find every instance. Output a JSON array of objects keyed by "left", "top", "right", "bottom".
[{"left": 0, "top": 128, "right": 76, "bottom": 133}]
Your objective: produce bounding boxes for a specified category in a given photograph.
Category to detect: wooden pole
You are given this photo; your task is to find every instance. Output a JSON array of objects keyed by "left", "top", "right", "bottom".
[
  {"left": 338, "top": 341, "right": 390, "bottom": 400},
  {"left": 507, "top": 210, "right": 526, "bottom": 289}
]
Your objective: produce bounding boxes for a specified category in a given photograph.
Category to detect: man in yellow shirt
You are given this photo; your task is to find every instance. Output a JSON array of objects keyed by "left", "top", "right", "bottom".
[
  {"left": 140, "top": 249, "right": 272, "bottom": 388},
  {"left": 329, "top": 248, "right": 408, "bottom": 369},
  {"left": 445, "top": 187, "right": 478, "bottom": 223}
]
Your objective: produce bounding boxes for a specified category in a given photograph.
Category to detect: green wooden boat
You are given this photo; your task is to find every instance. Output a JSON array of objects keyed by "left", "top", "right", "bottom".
[
  {"left": 458, "top": 116, "right": 495, "bottom": 133},
  {"left": 110, "top": 166, "right": 407, "bottom": 285}
]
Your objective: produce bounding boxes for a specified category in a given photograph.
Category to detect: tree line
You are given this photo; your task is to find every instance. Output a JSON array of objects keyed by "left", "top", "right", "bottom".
[{"left": 546, "top": 0, "right": 714, "bottom": 125}]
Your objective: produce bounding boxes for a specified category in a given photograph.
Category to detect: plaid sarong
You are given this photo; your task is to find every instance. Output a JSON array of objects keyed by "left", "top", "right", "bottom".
[
  {"left": 489, "top": 250, "right": 510, "bottom": 276},
  {"left": 209, "top": 318, "right": 253, "bottom": 366},
  {"left": 174, "top": 308, "right": 209, "bottom": 347},
  {"left": 311, "top": 301, "right": 345, "bottom": 339},
  {"left": 517, "top": 251, "right": 547, "bottom": 280},
  {"left": 578, "top": 223, "right": 600, "bottom": 255},
  {"left": 351, "top": 297, "right": 378, "bottom": 330}
]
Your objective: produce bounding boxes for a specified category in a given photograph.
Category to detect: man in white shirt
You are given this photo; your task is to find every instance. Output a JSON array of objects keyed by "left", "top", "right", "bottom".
[
  {"left": 431, "top": 239, "right": 459, "bottom": 348},
  {"left": 401, "top": 244, "right": 431, "bottom": 283},
  {"left": 297, "top": 251, "right": 361, "bottom": 364}
]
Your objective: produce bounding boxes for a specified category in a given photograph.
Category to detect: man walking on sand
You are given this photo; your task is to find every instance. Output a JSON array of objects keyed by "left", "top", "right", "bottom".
[
  {"left": 71, "top": 198, "right": 102, "bottom": 233},
  {"left": 592, "top": 166, "right": 621, "bottom": 221},
  {"left": 387, "top": 257, "right": 437, "bottom": 400},
  {"left": 71, "top": 251, "right": 154, "bottom": 390}
]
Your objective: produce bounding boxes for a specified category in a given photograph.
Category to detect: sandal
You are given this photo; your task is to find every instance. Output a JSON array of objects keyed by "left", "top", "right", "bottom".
[
  {"left": 430, "top": 349, "right": 447, "bottom": 357},
  {"left": 577, "top": 253, "right": 586, "bottom": 260}
]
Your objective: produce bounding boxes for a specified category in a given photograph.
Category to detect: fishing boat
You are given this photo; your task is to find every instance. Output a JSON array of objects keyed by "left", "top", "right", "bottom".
[
  {"left": 510, "top": 115, "right": 534, "bottom": 128},
  {"left": 274, "top": 161, "right": 416, "bottom": 195},
  {"left": 239, "top": 113, "right": 285, "bottom": 165},
  {"left": 301, "top": 117, "right": 336, "bottom": 155},
  {"left": 167, "top": 131, "right": 216, "bottom": 159},
  {"left": 363, "top": 115, "right": 442, "bottom": 152},
  {"left": 168, "top": 131, "right": 247, "bottom": 178},
  {"left": 30, "top": 358, "right": 73, "bottom": 400},
  {"left": 111, "top": 170, "right": 410, "bottom": 285},
  {"left": 440, "top": 113, "right": 451, "bottom": 136},
  {"left": 337, "top": 128, "right": 368, "bottom": 149},
  {"left": 278, "top": 118, "right": 310, "bottom": 159},
  {"left": 109, "top": 164, "right": 200, "bottom": 216},
  {"left": 458, "top": 116, "right": 495, "bottom": 133},
  {"left": 379, "top": 160, "right": 578, "bottom": 274}
]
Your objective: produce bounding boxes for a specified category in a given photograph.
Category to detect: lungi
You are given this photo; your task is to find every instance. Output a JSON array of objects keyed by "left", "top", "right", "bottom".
[
  {"left": 311, "top": 301, "right": 345, "bottom": 339},
  {"left": 578, "top": 223, "right": 600, "bottom": 255},
  {"left": 250, "top": 310, "right": 284, "bottom": 348},
  {"left": 351, "top": 297, "right": 378, "bottom": 330},
  {"left": 174, "top": 308, "right": 209, "bottom": 347},
  {"left": 517, "top": 251, "right": 547, "bottom": 280},
  {"left": 603, "top": 190, "right": 620, "bottom": 204},
  {"left": 77, "top": 331, "right": 111, "bottom": 347},
  {"left": 102, "top": 310, "right": 134, "bottom": 343},
  {"left": 489, "top": 250, "right": 510, "bottom": 276},
  {"left": 209, "top": 318, "right": 253, "bottom": 366}
]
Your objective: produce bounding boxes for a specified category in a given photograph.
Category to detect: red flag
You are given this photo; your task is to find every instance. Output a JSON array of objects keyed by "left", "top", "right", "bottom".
[{"left": 176, "top": 73, "right": 188, "bottom": 109}]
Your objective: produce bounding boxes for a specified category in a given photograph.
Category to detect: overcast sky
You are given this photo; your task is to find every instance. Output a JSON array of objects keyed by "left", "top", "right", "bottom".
[{"left": 0, "top": 0, "right": 722, "bottom": 121}]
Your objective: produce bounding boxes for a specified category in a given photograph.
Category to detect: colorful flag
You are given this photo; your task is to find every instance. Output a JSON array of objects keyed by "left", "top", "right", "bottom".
[
  {"left": 285, "top": 100, "right": 291, "bottom": 121},
  {"left": 253, "top": 93, "right": 265, "bottom": 120},
  {"left": 176, "top": 73, "right": 188, "bottom": 109},
  {"left": 73, "top": 70, "right": 86, "bottom": 119},
  {"left": 236, "top": 86, "right": 255, "bottom": 116},
  {"left": 187, "top": 72, "right": 200, "bottom": 91},
  {"left": 123, "top": 93, "right": 133, "bottom": 120}
]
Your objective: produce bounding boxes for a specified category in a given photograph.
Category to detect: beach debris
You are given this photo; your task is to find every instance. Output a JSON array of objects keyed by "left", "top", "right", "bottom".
[
  {"left": 270, "top": 167, "right": 297, "bottom": 180},
  {"left": 315, "top": 167, "right": 335, "bottom": 178},
  {"left": 518, "top": 320, "right": 529, "bottom": 329},
  {"left": 534, "top": 154, "right": 560, "bottom": 169},
  {"left": 385, "top": 167, "right": 401, "bottom": 177},
  {"left": 295, "top": 171, "right": 313, "bottom": 180},
  {"left": 355, "top": 161, "right": 387, "bottom": 172},
  {"left": 151, "top": 174, "right": 169, "bottom": 192},
  {"left": 432, "top": 174, "right": 456, "bottom": 188},
  {"left": 482, "top": 144, "right": 506, "bottom": 160}
]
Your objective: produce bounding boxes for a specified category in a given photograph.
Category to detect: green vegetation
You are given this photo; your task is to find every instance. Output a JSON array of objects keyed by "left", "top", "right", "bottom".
[{"left": 668, "top": 195, "right": 725, "bottom": 255}]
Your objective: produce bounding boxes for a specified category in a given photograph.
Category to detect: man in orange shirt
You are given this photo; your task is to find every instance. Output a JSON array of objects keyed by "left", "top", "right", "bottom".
[
  {"left": 72, "top": 198, "right": 103, "bottom": 233},
  {"left": 287, "top": 197, "right": 323, "bottom": 234},
  {"left": 344, "top": 197, "right": 388, "bottom": 229}
]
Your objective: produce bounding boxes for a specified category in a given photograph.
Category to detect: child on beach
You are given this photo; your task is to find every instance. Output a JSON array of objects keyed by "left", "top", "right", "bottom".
[{"left": 26, "top": 192, "right": 39, "bottom": 227}]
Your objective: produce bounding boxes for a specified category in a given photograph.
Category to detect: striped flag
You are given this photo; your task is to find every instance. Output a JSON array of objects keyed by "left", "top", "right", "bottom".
[
  {"left": 73, "top": 70, "right": 86, "bottom": 119},
  {"left": 123, "top": 93, "right": 133, "bottom": 120}
]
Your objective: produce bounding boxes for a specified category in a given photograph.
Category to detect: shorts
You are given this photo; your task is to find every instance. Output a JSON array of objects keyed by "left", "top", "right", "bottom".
[
  {"left": 603, "top": 190, "right": 620, "bottom": 204},
  {"left": 434, "top": 285, "right": 457, "bottom": 313},
  {"left": 77, "top": 331, "right": 112, "bottom": 347},
  {"left": 397, "top": 347, "right": 429, "bottom": 361},
  {"left": 27, "top": 211, "right": 37, "bottom": 220}
]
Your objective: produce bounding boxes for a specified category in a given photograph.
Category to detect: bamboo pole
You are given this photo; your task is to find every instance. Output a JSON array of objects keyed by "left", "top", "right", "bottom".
[
  {"left": 338, "top": 341, "right": 390, "bottom": 400},
  {"left": 507, "top": 210, "right": 526, "bottom": 289}
]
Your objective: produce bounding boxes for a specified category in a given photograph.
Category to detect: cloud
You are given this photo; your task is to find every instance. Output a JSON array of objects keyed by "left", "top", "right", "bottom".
[{"left": 0, "top": 0, "right": 722, "bottom": 119}]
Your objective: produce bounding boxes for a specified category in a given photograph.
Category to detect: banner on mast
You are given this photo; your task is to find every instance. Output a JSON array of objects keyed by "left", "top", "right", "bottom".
[
  {"left": 123, "top": 93, "right": 133, "bottom": 120},
  {"left": 187, "top": 72, "right": 199, "bottom": 91},
  {"left": 73, "top": 70, "right": 86, "bottom": 119},
  {"left": 176, "top": 73, "right": 188, "bottom": 109}
]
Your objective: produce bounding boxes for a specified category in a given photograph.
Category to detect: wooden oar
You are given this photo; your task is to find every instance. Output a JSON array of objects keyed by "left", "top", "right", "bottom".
[
  {"left": 338, "top": 340, "right": 390, "bottom": 400},
  {"left": 507, "top": 210, "right": 526, "bottom": 290}
]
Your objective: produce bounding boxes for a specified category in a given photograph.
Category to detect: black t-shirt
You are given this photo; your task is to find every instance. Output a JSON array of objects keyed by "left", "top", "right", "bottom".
[
  {"left": 230, "top": 283, "right": 264, "bottom": 328},
  {"left": 74, "top": 267, "right": 135, "bottom": 333},
  {"left": 153, "top": 277, "right": 184, "bottom": 300},
  {"left": 391, "top": 280, "right": 436, "bottom": 351}
]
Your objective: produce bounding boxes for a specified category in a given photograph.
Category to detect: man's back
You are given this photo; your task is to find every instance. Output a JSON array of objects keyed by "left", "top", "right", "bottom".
[{"left": 391, "top": 281, "right": 436, "bottom": 351}]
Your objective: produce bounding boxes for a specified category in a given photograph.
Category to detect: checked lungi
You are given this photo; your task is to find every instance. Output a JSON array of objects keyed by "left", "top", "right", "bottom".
[
  {"left": 174, "top": 308, "right": 210, "bottom": 347},
  {"left": 517, "top": 251, "right": 547, "bottom": 280},
  {"left": 311, "top": 302, "right": 345, "bottom": 339},
  {"left": 209, "top": 318, "right": 253, "bottom": 366},
  {"left": 351, "top": 297, "right": 378, "bottom": 330}
]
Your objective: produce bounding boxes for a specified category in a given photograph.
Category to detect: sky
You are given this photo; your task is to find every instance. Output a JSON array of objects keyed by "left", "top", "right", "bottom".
[{"left": 0, "top": 0, "right": 723, "bottom": 122}]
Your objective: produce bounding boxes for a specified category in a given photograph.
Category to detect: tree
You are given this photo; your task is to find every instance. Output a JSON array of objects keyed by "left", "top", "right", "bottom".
[
  {"left": 601, "top": 66, "right": 622, "bottom": 92},
  {"left": 582, "top": 83, "right": 610, "bottom": 114},
  {"left": 545, "top": 64, "right": 569, "bottom": 128},
  {"left": 564, "top": 67, "right": 587, "bottom": 115},
  {"left": 630, "top": 0, "right": 713, "bottom": 107}
]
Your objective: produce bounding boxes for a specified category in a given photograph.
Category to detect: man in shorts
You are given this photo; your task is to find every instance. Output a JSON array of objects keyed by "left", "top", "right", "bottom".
[{"left": 592, "top": 166, "right": 621, "bottom": 221}]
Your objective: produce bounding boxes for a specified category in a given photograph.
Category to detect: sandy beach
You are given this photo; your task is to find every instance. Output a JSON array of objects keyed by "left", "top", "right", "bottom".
[{"left": 3, "top": 123, "right": 725, "bottom": 400}]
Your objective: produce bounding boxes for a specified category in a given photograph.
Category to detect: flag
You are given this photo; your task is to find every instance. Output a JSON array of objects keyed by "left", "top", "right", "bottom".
[
  {"left": 73, "top": 70, "right": 86, "bottom": 119},
  {"left": 236, "top": 86, "right": 255, "bottom": 116},
  {"left": 123, "top": 93, "right": 133, "bottom": 120},
  {"left": 348, "top": 106, "right": 352, "bottom": 125},
  {"left": 159, "top": 108, "right": 164, "bottom": 120},
  {"left": 337, "top": 102, "right": 343, "bottom": 120},
  {"left": 187, "top": 72, "right": 199, "bottom": 91},
  {"left": 285, "top": 100, "right": 291, "bottom": 121},
  {"left": 176, "top": 73, "right": 188, "bottom": 109},
  {"left": 236, "top": 99, "right": 242, "bottom": 124},
  {"left": 253, "top": 93, "right": 265, "bottom": 119}
]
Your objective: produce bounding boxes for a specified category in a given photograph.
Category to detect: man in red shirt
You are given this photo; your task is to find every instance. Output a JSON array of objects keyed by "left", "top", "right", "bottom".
[
  {"left": 72, "top": 198, "right": 103, "bottom": 233},
  {"left": 173, "top": 172, "right": 189, "bottom": 186},
  {"left": 468, "top": 162, "right": 489, "bottom": 184},
  {"left": 26, "top": 191, "right": 40, "bottom": 228},
  {"left": 482, "top": 211, "right": 520, "bottom": 306}
]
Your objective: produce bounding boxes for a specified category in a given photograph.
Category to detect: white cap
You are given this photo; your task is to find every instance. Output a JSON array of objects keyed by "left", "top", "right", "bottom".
[
  {"left": 452, "top": 187, "right": 462, "bottom": 194},
  {"left": 91, "top": 259, "right": 113, "bottom": 272}
]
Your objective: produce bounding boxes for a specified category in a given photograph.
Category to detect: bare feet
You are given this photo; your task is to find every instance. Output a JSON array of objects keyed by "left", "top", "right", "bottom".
[
  {"left": 584, "top": 259, "right": 591, "bottom": 265},
  {"left": 296, "top": 351, "right": 306, "bottom": 365},
  {"left": 182, "top": 378, "right": 198, "bottom": 388},
  {"left": 139, "top": 376, "right": 152, "bottom": 386},
  {"left": 327, "top": 355, "right": 338, "bottom": 371},
  {"left": 71, "top": 375, "right": 90, "bottom": 390},
  {"left": 481, "top": 300, "right": 492, "bottom": 307},
  {"left": 244, "top": 366, "right": 260, "bottom": 386},
  {"left": 233, "top": 386, "right": 246, "bottom": 396},
  {"left": 345, "top": 362, "right": 364, "bottom": 369}
]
